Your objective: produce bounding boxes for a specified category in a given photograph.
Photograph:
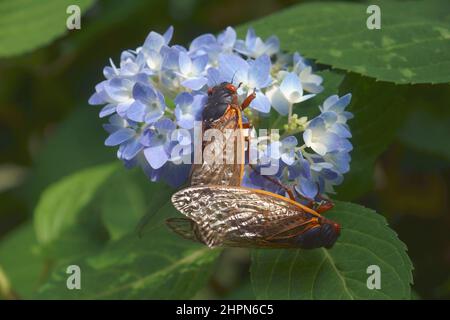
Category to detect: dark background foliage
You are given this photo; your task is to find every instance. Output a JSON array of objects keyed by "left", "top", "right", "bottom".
[{"left": 0, "top": 0, "right": 448, "bottom": 299}]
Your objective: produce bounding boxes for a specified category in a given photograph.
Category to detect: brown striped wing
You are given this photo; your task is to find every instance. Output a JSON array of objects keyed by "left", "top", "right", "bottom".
[
  {"left": 165, "top": 217, "right": 206, "bottom": 244},
  {"left": 189, "top": 107, "right": 245, "bottom": 187},
  {"left": 170, "top": 185, "right": 318, "bottom": 248}
]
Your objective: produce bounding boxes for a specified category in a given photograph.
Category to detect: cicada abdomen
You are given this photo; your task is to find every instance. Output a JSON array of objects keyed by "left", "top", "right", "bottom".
[{"left": 189, "top": 82, "right": 255, "bottom": 187}]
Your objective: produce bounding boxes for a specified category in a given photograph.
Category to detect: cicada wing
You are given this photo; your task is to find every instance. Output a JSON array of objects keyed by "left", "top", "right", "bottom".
[
  {"left": 165, "top": 217, "right": 205, "bottom": 244},
  {"left": 189, "top": 106, "right": 245, "bottom": 187},
  {"left": 171, "top": 185, "right": 320, "bottom": 248}
]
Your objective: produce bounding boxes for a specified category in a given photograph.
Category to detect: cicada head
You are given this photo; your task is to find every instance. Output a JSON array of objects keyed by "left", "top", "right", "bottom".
[{"left": 203, "top": 82, "right": 239, "bottom": 123}]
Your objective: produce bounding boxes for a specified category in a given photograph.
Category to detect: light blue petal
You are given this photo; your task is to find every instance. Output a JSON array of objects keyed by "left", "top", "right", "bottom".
[
  {"left": 163, "top": 26, "right": 174, "bottom": 44},
  {"left": 133, "top": 82, "right": 157, "bottom": 104},
  {"left": 174, "top": 92, "right": 193, "bottom": 107},
  {"left": 218, "top": 54, "right": 248, "bottom": 84},
  {"left": 281, "top": 151, "right": 296, "bottom": 165},
  {"left": 143, "top": 31, "right": 165, "bottom": 52},
  {"left": 144, "top": 108, "right": 164, "bottom": 124},
  {"left": 280, "top": 73, "right": 302, "bottom": 102},
  {"left": 269, "top": 88, "right": 290, "bottom": 116},
  {"left": 333, "top": 93, "right": 352, "bottom": 112},
  {"left": 206, "top": 67, "right": 222, "bottom": 87},
  {"left": 99, "top": 104, "right": 116, "bottom": 118},
  {"left": 322, "top": 132, "right": 341, "bottom": 153},
  {"left": 178, "top": 51, "right": 192, "bottom": 75},
  {"left": 192, "top": 54, "right": 208, "bottom": 74},
  {"left": 233, "top": 40, "right": 248, "bottom": 55},
  {"left": 322, "top": 95, "right": 339, "bottom": 111},
  {"left": 116, "top": 101, "right": 133, "bottom": 117},
  {"left": 89, "top": 92, "right": 105, "bottom": 105},
  {"left": 105, "top": 128, "right": 135, "bottom": 146},
  {"left": 121, "top": 138, "right": 143, "bottom": 160},
  {"left": 154, "top": 118, "right": 176, "bottom": 132},
  {"left": 140, "top": 130, "right": 156, "bottom": 147},
  {"left": 282, "top": 136, "right": 298, "bottom": 148},
  {"left": 109, "top": 114, "right": 125, "bottom": 126},
  {"left": 103, "top": 66, "right": 116, "bottom": 79},
  {"left": 245, "top": 28, "right": 257, "bottom": 46},
  {"left": 295, "top": 177, "right": 318, "bottom": 199},
  {"left": 176, "top": 113, "right": 195, "bottom": 130},
  {"left": 190, "top": 34, "right": 216, "bottom": 51},
  {"left": 321, "top": 168, "right": 340, "bottom": 181},
  {"left": 248, "top": 54, "right": 271, "bottom": 88},
  {"left": 328, "top": 152, "right": 351, "bottom": 174},
  {"left": 302, "top": 82, "right": 323, "bottom": 94},
  {"left": 144, "top": 145, "right": 169, "bottom": 169},
  {"left": 181, "top": 77, "right": 208, "bottom": 90},
  {"left": 218, "top": 27, "right": 236, "bottom": 49},
  {"left": 307, "top": 117, "right": 326, "bottom": 130},
  {"left": 264, "top": 35, "right": 280, "bottom": 55},
  {"left": 337, "top": 138, "right": 353, "bottom": 152},
  {"left": 161, "top": 46, "right": 181, "bottom": 70},
  {"left": 127, "top": 101, "right": 146, "bottom": 122},
  {"left": 320, "top": 111, "right": 338, "bottom": 125},
  {"left": 104, "top": 78, "right": 133, "bottom": 102},
  {"left": 331, "top": 123, "right": 352, "bottom": 138},
  {"left": 343, "top": 111, "right": 354, "bottom": 120},
  {"left": 250, "top": 91, "right": 271, "bottom": 113}
]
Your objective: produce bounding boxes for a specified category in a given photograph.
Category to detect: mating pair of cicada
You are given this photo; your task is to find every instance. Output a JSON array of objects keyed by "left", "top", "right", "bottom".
[{"left": 168, "top": 82, "right": 341, "bottom": 249}]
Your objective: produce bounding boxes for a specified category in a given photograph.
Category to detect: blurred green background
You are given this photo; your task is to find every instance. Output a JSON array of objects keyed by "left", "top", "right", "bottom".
[{"left": 0, "top": 0, "right": 449, "bottom": 299}]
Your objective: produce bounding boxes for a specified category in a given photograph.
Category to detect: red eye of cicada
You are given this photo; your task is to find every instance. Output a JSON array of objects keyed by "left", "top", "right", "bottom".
[{"left": 225, "top": 83, "right": 237, "bottom": 93}]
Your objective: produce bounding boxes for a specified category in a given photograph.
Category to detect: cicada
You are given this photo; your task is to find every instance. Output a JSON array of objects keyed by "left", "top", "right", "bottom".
[
  {"left": 167, "top": 83, "right": 341, "bottom": 250},
  {"left": 169, "top": 185, "right": 340, "bottom": 249},
  {"left": 189, "top": 81, "right": 255, "bottom": 187}
]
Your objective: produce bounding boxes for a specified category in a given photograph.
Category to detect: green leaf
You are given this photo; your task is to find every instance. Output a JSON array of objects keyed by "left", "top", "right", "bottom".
[
  {"left": 100, "top": 169, "right": 173, "bottom": 240},
  {"left": 0, "top": 223, "right": 44, "bottom": 298},
  {"left": 398, "top": 109, "right": 450, "bottom": 161},
  {"left": 335, "top": 74, "right": 409, "bottom": 200},
  {"left": 34, "top": 162, "right": 119, "bottom": 245},
  {"left": 36, "top": 204, "right": 221, "bottom": 299},
  {"left": 0, "top": 0, "right": 94, "bottom": 57},
  {"left": 25, "top": 107, "right": 115, "bottom": 207},
  {"left": 251, "top": 201, "right": 413, "bottom": 299},
  {"left": 241, "top": 0, "right": 450, "bottom": 84}
]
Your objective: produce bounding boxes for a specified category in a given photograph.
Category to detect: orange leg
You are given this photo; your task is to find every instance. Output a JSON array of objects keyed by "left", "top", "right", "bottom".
[
  {"left": 241, "top": 91, "right": 256, "bottom": 110},
  {"left": 249, "top": 164, "right": 296, "bottom": 201},
  {"left": 316, "top": 200, "right": 334, "bottom": 214}
]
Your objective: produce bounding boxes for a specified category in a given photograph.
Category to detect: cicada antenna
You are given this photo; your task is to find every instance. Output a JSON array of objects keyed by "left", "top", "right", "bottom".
[{"left": 231, "top": 70, "right": 238, "bottom": 85}]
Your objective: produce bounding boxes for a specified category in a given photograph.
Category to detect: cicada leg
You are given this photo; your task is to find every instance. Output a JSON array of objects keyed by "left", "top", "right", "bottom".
[
  {"left": 293, "top": 187, "right": 335, "bottom": 214},
  {"left": 316, "top": 198, "right": 335, "bottom": 214},
  {"left": 248, "top": 164, "right": 296, "bottom": 201},
  {"left": 241, "top": 90, "right": 256, "bottom": 110}
]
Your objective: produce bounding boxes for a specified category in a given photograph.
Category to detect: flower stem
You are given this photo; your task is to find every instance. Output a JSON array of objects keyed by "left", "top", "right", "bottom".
[{"left": 288, "top": 103, "right": 293, "bottom": 123}]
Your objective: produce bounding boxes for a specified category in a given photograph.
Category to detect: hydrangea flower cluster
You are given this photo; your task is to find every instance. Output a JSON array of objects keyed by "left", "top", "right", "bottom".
[{"left": 89, "top": 26, "right": 353, "bottom": 200}]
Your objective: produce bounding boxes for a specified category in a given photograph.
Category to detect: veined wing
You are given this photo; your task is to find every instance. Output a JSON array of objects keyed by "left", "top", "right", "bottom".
[
  {"left": 189, "top": 106, "right": 245, "bottom": 187},
  {"left": 171, "top": 185, "right": 320, "bottom": 247},
  {"left": 165, "top": 217, "right": 206, "bottom": 244}
]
